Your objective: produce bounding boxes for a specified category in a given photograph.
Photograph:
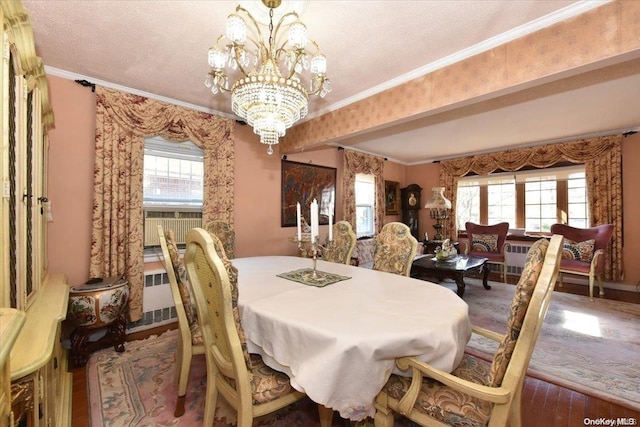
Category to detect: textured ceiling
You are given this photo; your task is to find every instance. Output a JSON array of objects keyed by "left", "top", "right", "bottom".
[{"left": 21, "top": 0, "right": 640, "bottom": 164}]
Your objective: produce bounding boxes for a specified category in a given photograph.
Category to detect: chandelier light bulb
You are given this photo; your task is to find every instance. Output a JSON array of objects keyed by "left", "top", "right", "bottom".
[
  {"left": 208, "top": 47, "right": 227, "bottom": 69},
  {"left": 310, "top": 54, "right": 326, "bottom": 74},
  {"left": 288, "top": 20, "right": 307, "bottom": 49},
  {"left": 226, "top": 14, "right": 247, "bottom": 44}
]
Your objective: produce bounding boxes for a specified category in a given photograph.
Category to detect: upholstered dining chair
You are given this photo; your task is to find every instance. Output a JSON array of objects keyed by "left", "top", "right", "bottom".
[
  {"left": 374, "top": 234, "right": 563, "bottom": 427},
  {"left": 373, "top": 222, "right": 419, "bottom": 276},
  {"left": 549, "top": 223, "right": 614, "bottom": 301},
  {"left": 204, "top": 220, "right": 236, "bottom": 258},
  {"left": 464, "top": 221, "right": 511, "bottom": 283},
  {"left": 184, "top": 227, "right": 333, "bottom": 427},
  {"left": 322, "top": 220, "right": 357, "bottom": 265},
  {"left": 156, "top": 225, "right": 205, "bottom": 417}
]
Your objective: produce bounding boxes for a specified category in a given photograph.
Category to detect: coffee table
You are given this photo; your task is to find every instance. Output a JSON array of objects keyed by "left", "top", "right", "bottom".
[{"left": 411, "top": 254, "right": 490, "bottom": 298}]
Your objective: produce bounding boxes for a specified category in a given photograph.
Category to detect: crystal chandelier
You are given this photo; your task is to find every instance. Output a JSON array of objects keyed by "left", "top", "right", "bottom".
[{"left": 205, "top": 0, "right": 331, "bottom": 155}]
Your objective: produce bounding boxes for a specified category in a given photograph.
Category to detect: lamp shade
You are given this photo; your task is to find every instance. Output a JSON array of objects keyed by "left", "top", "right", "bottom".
[{"left": 424, "top": 187, "right": 451, "bottom": 210}]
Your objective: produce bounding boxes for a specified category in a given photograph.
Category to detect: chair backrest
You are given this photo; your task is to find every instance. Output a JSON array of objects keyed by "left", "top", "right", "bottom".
[
  {"left": 184, "top": 228, "right": 252, "bottom": 390},
  {"left": 488, "top": 235, "right": 563, "bottom": 389},
  {"left": 373, "top": 222, "right": 418, "bottom": 276},
  {"left": 157, "top": 225, "right": 198, "bottom": 335},
  {"left": 465, "top": 222, "right": 509, "bottom": 254},
  {"left": 323, "top": 221, "right": 357, "bottom": 265},
  {"left": 204, "top": 220, "right": 236, "bottom": 259},
  {"left": 549, "top": 223, "right": 613, "bottom": 272}
]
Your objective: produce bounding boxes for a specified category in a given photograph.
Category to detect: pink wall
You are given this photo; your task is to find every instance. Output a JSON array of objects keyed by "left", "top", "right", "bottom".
[
  {"left": 47, "top": 76, "right": 96, "bottom": 286},
  {"left": 233, "top": 124, "right": 345, "bottom": 257},
  {"left": 44, "top": 75, "right": 640, "bottom": 289}
]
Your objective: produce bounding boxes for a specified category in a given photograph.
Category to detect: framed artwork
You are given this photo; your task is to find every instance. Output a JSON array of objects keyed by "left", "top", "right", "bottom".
[
  {"left": 385, "top": 180, "right": 400, "bottom": 215},
  {"left": 281, "top": 160, "right": 337, "bottom": 227}
]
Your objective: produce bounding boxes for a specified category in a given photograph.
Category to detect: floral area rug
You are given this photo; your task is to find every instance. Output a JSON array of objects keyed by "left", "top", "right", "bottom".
[
  {"left": 87, "top": 329, "right": 417, "bottom": 426},
  {"left": 87, "top": 329, "right": 327, "bottom": 426},
  {"left": 452, "top": 279, "right": 640, "bottom": 411}
]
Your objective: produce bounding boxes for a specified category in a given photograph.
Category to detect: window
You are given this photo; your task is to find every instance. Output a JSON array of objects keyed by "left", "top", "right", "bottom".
[
  {"left": 524, "top": 175, "right": 557, "bottom": 232},
  {"left": 143, "top": 137, "right": 204, "bottom": 252},
  {"left": 456, "top": 181, "right": 480, "bottom": 228},
  {"left": 143, "top": 136, "right": 203, "bottom": 209},
  {"left": 355, "top": 173, "right": 375, "bottom": 238},
  {"left": 456, "top": 165, "right": 588, "bottom": 232},
  {"left": 567, "top": 171, "right": 588, "bottom": 228},
  {"left": 487, "top": 177, "right": 516, "bottom": 226}
]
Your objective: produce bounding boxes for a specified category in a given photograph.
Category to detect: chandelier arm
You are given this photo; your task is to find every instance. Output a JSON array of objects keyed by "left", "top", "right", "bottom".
[
  {"left": 236, "top": 6, "right": 266, "bottom": 51},
  {"left": 306, "top": 77, "right": 327, "bottom": 96},
  {"left": 272, "top": 10, "right": 300, "bottom": 39}
]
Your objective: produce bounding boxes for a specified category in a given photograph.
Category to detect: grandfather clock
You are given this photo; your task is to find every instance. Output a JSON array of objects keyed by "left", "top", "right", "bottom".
[{"left": 400, "top": 184, "right": 422, "bottom": 240}]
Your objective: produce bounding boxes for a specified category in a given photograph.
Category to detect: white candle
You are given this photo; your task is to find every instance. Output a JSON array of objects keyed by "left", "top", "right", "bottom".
[
  {"left": 312, "top": 199, "right": 319, "bottom": 241},
  {"left": 296, "top": 202, "right": 302, "bottom": 241},
  {"left": 328, "top": 204, "right": 333, "bottom": 241}
]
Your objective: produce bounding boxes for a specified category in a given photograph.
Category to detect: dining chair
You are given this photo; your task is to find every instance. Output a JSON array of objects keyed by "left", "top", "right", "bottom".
[
  {"left": 156, "top": 225, "right": 205, "bottom": 417},
  {"left": 549, "top": 223, "right": 614, "bottom": 300},
  {"left": 184, "top": 227, "right": 333, "bottom": 427},
  {"left": 463, "top": 221, "right": 511, "bottom": 283},
  {"left": 204, "top": 220, "right": 236, "bottom": 258},
  {"left": 374, "top": 234, "right": 563, "bottom": 427},
  {"left": 373, "top": 222, "right": 419, "bottom": 276},
  {"left": 322, "top": 220, "right": 357, "bottom": 265}
]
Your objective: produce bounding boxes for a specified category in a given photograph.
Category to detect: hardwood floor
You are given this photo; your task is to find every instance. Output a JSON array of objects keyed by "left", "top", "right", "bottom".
[{"left": 69, "top": 286, "right": 640, "bottom": 427}]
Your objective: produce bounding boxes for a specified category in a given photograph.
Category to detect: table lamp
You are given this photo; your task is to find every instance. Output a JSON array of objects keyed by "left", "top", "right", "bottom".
[{"left": 424, "top": 187, "right": 451, "bottom": 241}]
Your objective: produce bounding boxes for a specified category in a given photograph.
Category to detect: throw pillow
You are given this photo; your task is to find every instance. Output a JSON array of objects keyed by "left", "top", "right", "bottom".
[
  {"left": 471, "top": 233, "right": 499, "bottom": 253},
  {"left": 561, "top": 239, "right": 595, "bottom": 262}
]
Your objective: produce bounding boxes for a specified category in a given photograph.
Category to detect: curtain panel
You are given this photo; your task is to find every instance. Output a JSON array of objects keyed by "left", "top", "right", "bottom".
[
  {"left": 90, "top": 87, "right": 235, "bottom": 321},
  {"left": 342, "top": 150, "right": 385, "bottom": 235},
  {"left": 440, "top": 134, "right": 623, "bottom": 281}
]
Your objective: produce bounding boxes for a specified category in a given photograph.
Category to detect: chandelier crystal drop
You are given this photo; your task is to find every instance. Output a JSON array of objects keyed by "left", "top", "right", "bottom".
[{"left": 205, "top": 0, "right": 330, "bottom": 154}]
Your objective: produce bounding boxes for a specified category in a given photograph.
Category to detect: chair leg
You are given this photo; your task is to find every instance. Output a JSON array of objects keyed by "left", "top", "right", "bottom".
[
  {"left": 174, "top": 347, "right": 192, "bottom": 417},
  {"left": 318, "top": 404, "right": 333, "bottom": 427},
  {"left": 503, "top": 263, "right": 507, "bottom": 284},
  {"left": 597, "top": 274, "right": 605, "bottom": 297},
  {"left": 589, "top": 274, "right": 595, "bottom": 301},
  {"left": 557, "top": 272, "right": 563, "bottom": 288},
  {"left": 202, "top": 373, "right": 218, "bottom": 427}
]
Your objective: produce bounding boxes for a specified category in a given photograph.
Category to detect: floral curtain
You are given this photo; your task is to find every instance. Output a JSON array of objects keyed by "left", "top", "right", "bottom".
[
  {"left": 342, "top": 150, "right": 385, "bottom": 235},
  {"left": 90, "top": 87, "right": 235, "bottom": 321},
  {"left": 440, "top": 134, "right": 623, "bottom": 281}
]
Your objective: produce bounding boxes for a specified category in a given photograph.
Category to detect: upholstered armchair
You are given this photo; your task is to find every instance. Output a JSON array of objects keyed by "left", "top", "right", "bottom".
[
  {"left": 549, "top": 223, "right": 614, "bottom": 300},
  {"left": 156, "top": 225, "right": 204, "bottom": 417},
  {"left": 374, "top": 235, "right": 563, "bottom": 427},
  {"left": 373, "top": 222, "right": 419, "bottom": 276},
  {"left": 322, "top": 221, "right": 357, "bottom": 265},
  {"left": 204, "top": 220, "right": 236, "bottom": 259},
  {"left": 463, "top": 222, "right": 511, "bottom": 283}
]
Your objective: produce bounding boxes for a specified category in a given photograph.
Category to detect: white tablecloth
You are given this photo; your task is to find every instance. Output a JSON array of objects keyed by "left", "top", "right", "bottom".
[{"left": 234, "top": 256, "right": 471, "bottom": 421}]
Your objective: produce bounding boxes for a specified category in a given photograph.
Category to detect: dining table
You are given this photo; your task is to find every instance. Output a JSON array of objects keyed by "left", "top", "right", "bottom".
[{"left": 234, "top": 255, "right": 472, "bottom": 421}]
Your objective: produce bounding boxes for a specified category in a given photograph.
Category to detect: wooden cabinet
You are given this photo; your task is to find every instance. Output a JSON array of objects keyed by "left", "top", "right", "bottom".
[
  {"left": 0, "top": 309, "right": 25, "bottom": 427},
  {"left": 1, "top": 3, "right": 72, "bottom": 426}
]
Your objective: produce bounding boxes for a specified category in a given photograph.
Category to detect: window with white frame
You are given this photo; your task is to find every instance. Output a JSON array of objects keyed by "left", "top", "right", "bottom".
[
  {"left": 355, "top": 173, "right": 375, "bottom": 238},
  {"left": 456, "top": 181, "right": 480, "bottom": 228},
  {"left": 487, "top": 177, "right": 516, "bottom": 227},
  {"left": 456, "top": 165, "right": 588, "bottom": 233},
  {"left": 143, "top": 136, "right": 204, "bottom": 209}
]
